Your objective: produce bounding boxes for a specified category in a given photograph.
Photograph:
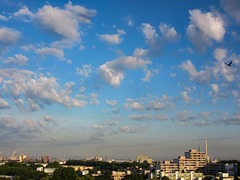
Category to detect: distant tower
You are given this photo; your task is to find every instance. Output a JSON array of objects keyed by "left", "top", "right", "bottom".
[
  {"left": 205, "top": 139, "right": 207, "bottom": 155},
  {"left": 205, "top": 139, "right": 209, "bottom": 163}
]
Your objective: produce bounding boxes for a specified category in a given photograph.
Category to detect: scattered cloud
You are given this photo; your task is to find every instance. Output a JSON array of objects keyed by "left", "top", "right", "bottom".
[
  {"left": 105, "top": 100, "right": 117, "bottom": 107},
  {"left": 0, "top": 98, "right": 10, "bottom": 109},
  {"left": 125, "top": 15, "right": 134, "bottom": 27},
  {"left": 76, "top": 64, "right": 92, "bottom": 77},
  {"left": 0, "top": 27, "right": 21, "bottom": 53},
  {"left": 99, "top": 56, "right": 151, "bottom": 87},
  {"left": 3, "top": 54, "right": 29, "bottom": 66},
  {"left": 187, "top": 9, "right": 225, "bottom": 52},
  {"left": 98, "top": 29, "right": 126, "bottom": 45}
]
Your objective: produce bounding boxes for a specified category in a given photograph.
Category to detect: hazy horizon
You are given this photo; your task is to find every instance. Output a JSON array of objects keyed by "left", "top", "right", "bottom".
[{"left": 0, "top": 0, "right": 240, "bottom": 160}]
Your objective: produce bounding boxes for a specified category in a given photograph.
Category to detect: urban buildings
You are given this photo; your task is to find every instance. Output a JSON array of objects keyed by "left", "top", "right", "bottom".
[{"left": 137, "top": 155, "right": 152, "bottom": 164}]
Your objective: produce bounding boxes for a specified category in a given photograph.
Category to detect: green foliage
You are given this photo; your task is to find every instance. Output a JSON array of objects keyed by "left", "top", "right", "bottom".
[
  {"left": 204, "top": 176, "right": 213, "bottom": 180},
  {"left": 161, "top": 176, "right": 170, "bottom": 180},
  {"left": 47, "top": 161, "right": 61, "bottom": 169},
  {"left": 0, "top": 161, "right": 47, "bottom": 180},
  {"left": 66, "top": 160, "right": 143, "bottom": 172},
  {"left": 53, "top": 167, "right": 76, "bottom": 180},
  {"left": 125, "top": 173, "right": 144, "bottom": 180}
]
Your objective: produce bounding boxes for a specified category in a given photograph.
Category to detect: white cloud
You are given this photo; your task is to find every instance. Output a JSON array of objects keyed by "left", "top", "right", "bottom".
[
  {"left": 129, "top": 114, "right": 168, "bottom": 121},
  {"left": 14, "top": 99, "right": 24, "bottom": 108},
  {"left": 105, "top": 100, "right": 117, "bottom": 107},
  {"left": 179, "top": 60, "right": 211, "bottom": 84},
  {"left": 141, "top": 23, "right": 158, "bottom": 47},
  {"left": 35, "top": 47, "right": 64, "bottom": 59},
  {"left": 221, "top": 112, "right": 240, "bottom": 125},
  {"left": 133, "top": 48, "right": 149, "bottom": 58},
  {"left": 170, "top": 73, "right": 176, "bottom": 78},
  {"left": 0, "top": 98, "right": 10, "bottom": 109},
  {"left": 180, "top": 91, "right": 192, "bottom": 104},
  {"left": 125, "top": 15, "right": 134, "bottom": 27},
  {"left": 159, "top": 23, "right": 179, "bottom": 41},
  {"left": 64, "top": 1, "right": 96, "bottom": 24},
  {"left": 90, "top": 92, "right": 100, "bottom": 105},
  {"left": 76, "top": 64, "right": 92, "bottom": 77},
  {"left": 194, "top": 120, "right": 206, "bottom": 127},
  {"left": 125, "top": 101, "right": 144, "bottom": 111},
  {"left": 0, "top": 27, "right": 21, "bottom": 53},
  {"left": 210, "top": 84, "right": 219, "bottom": 96},
  {"left": 36, "top": 5, "right": 79, "bottom": 39},
  {"left": 232, "top": 90, "right": 238, "bottom": 97},
  {"left": 43, "top": 115, "right": 57, "bottom": 126},
  {"left": 147, "top": 100, "right": 165, "bottom": 110},
  {"left": 0, "top": 68, "right": 89, "bottom": 108},
  {"left": 187, "top": 9, "right": 225, "bottom": 51},
  {"left": 79, "top": 45, "right": 85, "bottom": 51},
  {"left": 98, "top": 29, "right": 126, "bottom": 45},
  {"left": 71, "top": 98, "right": 88, "bottom": 107},
  {"left": 176, "top": 110, "right": 195, "bottom": 126},
  {"left": 99, "top": 56, "right": 151, "bottom": 87},
  {"left": 92, "top": 124, "right": 110, "bottom": 130},
  {"left": 141, "top": 69, "right": 152, "bottom": 83},
  {"left": 13, "top": 6, "right": 33, "bottom": 22},
  {"left": 0, "top": 15, "right": 8, "bottom": 21},
  {"left": 214, "top": 48, "right": 227, "bottom": 61},
  {"left": 3, "top": 54, "right": 29, "bottom": 66}
]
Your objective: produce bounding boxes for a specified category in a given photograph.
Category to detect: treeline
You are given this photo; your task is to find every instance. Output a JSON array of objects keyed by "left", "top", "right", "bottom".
[
  {"left": 0, "top": 161, "right": 46, "bottom": 179},
  {"left": 65, "top": 160, "right": 150, "bottom": 171}
]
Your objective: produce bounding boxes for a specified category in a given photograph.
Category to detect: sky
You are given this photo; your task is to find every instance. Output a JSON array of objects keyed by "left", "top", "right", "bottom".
[{"left": 0, "top": 0, "right": 240, "bottom": 161}]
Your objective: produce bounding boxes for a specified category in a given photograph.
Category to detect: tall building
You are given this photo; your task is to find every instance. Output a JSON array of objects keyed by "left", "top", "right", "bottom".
[
  {"left": 19, "top": 154, "right": 28, "bottom": 162},
  {"left": 157, "top": 149, "right": 207, "bottom": 173},
  {"left": 137, "top": 155, "right": 152, "bottom": 164},
  {"left": 174, "top": 149, "right": 207, "bottom": 172},
  {"left": 42, "top": 156, "right": 50, "bottom": 163}
]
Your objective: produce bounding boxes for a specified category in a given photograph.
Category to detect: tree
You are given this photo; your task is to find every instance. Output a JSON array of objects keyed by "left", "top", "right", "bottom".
[
  {"left": 126, "top": 173, "right": 144, "bottom": 180},
  {"left": 161, "top": 176, "right": 170, "bottom": 180},
  {"left": 53, "top": 167, "right": 76, "bottom": 180}
]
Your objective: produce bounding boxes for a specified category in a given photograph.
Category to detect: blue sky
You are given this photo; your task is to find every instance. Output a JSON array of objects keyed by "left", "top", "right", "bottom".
[{"left": 0, "top": 0, "right": 240, "bottom": 160}]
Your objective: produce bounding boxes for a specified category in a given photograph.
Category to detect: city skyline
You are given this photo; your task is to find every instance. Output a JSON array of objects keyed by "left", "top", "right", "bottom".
[{"left": 0, "top": 0, "right": 240, "bottom": 160}]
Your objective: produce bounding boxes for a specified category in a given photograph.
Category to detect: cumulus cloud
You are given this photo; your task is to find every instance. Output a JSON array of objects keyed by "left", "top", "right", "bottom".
[
  {"left": 0, "top": 98, "right": 10, "bottom": 109},
  {"left": 0, "top": 116, "right": 43, "bottom": 144},
  {"left": 187, "top": 9, "right": 225, "bottom": 52},
  {"left": 180, "top": 49, "right": 238, "bottom": 87},
  {"left": 175, "top": 110, "right": 196, "bottom": 126},
  {"left": 129, "top": 114, "right": 168, "bottom": 121},
  {"left": 3, "top": 54, "right": 29, "bottom": 66},
  {"left": 36, "top": 5, "right": 77, "bottom": 39},
  {"left": 0, "top": 15, "right": 8, "bottom": 21},
  {"left": 159, "top": 23, "right": 180, "bottom": 41},
  {"left": 99, "top": 56, "right": 151, "bottom": 87},
  {"left": 194, "top": 120, "right": 206, "bottom": 127},
  {"left": 35, "top": 47, "right": 64, "bottom": 59},
  {"left": 76, "top": 64, "right": 92, "bottom": 77},
  {"left": 180, "top": 91, "right": 192, "bottom": 104},
  {"left": 0, "top": 68, "right": 90, "bottom": 109},
  {"left": 98, "top": 29, "right": 126, "bottom": 45},
  {"left": 0, "top": 27, "right": 21, "bottom": 53},
  {"left": 43, "top": 115, "right": 57, "bottom": 126},
  {"left": 105, "top": 100, "right": 117, "bottom": 107},
  {"left": 13, "top": 1, "right": 96, "bottom": 41},
  {"left": 221, "top": 112, "right": 240, "bottom": 125},
  {"left": 13, "top": 6, "right": 33, "bottom": 22},
  {"left": 179, "top": 60, "right": 211, "bottom": 84}
]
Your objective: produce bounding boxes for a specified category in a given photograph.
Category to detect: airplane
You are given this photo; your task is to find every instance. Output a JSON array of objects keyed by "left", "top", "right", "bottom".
[{"left": 225, "top": 61, "right": 232, "bottom": 66}]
